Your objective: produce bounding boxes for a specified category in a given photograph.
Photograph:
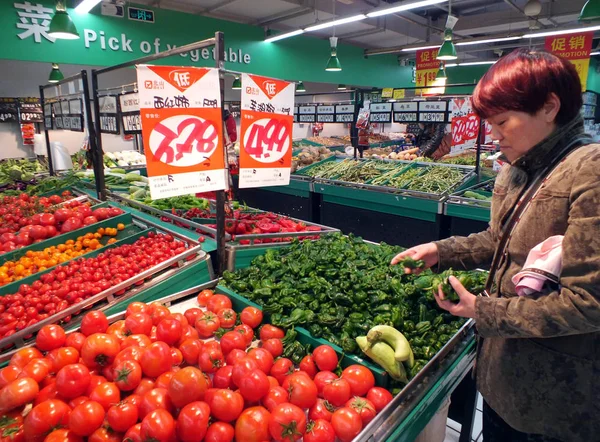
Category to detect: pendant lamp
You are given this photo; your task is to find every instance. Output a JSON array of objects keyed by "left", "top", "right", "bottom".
[
  {"left": 326, "top": 37, "right": 342, "bottom": 71},
  {"left": 337, "top": 84, "right": 347, "bottom": 90},
  {"left": 48, "top": 63, "right": 64, "bottom": 83},
  {"left": 49, "top": 0, "right": 79, "bottom": 39},
  {"left": 437, "top": 29, "right": 457, "bottom": 61},
  {"left": 580, "top": 0, "right": 600, "bottom": 21},
  {"left": 296, "top": 81, "right": 306, "bottom": 92},
  {"left": 232, "top": 76, "right": 241, "bottom": 90}
]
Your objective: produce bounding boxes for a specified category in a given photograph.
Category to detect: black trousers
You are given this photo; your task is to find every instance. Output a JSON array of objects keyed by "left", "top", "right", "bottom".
[{"left": 482, "top": 401, "right": 564, "bottom": 442}]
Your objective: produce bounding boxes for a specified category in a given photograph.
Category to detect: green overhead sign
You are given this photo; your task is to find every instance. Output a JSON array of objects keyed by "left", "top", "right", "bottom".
[{"left": 0, "top": 1, "right": 414, "bottom": 88}]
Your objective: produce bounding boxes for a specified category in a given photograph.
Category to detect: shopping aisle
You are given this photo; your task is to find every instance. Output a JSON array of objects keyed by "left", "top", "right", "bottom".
[{"left": 445, "top": 394, "right": 483, "bottom": 442}]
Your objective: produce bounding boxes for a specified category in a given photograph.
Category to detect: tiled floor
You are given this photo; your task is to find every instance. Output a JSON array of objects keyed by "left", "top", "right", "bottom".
[{"left": 444, "top": 393, "right": 484, "bottom": 442}]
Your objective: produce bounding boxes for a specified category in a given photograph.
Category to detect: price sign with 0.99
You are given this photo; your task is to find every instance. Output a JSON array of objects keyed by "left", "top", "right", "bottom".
[{"left": 243, "top": 117, "right": 291, "bottom": 163}]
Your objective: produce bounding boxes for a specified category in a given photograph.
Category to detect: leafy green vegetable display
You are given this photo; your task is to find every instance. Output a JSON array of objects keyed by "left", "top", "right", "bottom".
[
  {"left": 0, "top": 158, "right": 46, "bottom": 183},
  {"left": 222, "top": 233, "right": 487, "bottom": 378}
]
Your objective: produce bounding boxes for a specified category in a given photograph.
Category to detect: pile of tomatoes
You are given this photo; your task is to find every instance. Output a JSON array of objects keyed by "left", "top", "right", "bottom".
[
  {"left": 0, "top": 232, "right": 188, "bottom": 341},
  {"left": 0, "top": 291, "right": 394, "bottom": 442}
]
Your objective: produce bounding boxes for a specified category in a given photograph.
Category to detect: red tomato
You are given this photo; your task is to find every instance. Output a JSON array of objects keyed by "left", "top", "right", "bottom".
[
  {"left": 240, "top": 307, "right": 262, "bottom": 329},
  {"left": 225, "top": 348, "right": 246, "bottom": 367},
  {"left": 81, "top": 334, "right": 120, "bottom": 369},
  {"left": 194, "top": 312, "right": 220, "bottom": 339},
  {"left": 261, "top": 338, "right": 283, "bottom": 358},
  {"left": 234, "top": 406, "right": 271, "bottom": 442},
  {"left": 299, "top": 355, "right": 318, "bottom": 378},
  {"left": 261, "top": 386, "right": 288, "bottom": 413},
  {"left": 314, "top": 371, "right": 338, "bottom": 398},
  {"left": 247, "top": 347, "right": 274, "bottom": 375},
  {"left": 18, "top": 358, "right": 51, "bottom": 384},
  {"left": 206, "top": 295, "right": 232, "bottom": 314},
  {"left": 367, "top": 387, "right": 393, "bottom": 412},
  {"left": 0, "top": 377, "right": 39, "bottom": 414},
  {"left": 259, "top": 324, "right": 284, "bottom": 341},
  {"left": 55, "top": 364, "right": 91, "bottom": 399},
  {"left": 331, "top": 407, "right": 363, "bottom": 442},
  {"left": 238, "top": 369, "right": 270, "bottom": 402},
  {"left": 282, "top": 372, "right": 318, "bottom": 409},
  {"left": 124, "top": 313, "right": 153, "bottom": 336},
  {"left": 53, "top": 209, "right": 73, "bottom": 224},
  {"left": 10, "top": 347, "right": 43, "bottom": 369},
  {"left": 24, "top": 400, "right": 70, "bottom": 442},
  {"left": 178, "top": 339, "right": 202, "bottom": 365},
  {"left": 183, "top": 308, "right": 203, "bottom": 327},
  {"left": 177, "top": 401, "right": 210, "bottom": 442},
  {"left": 212, "top": 366, "right": 234, "bottom": 389},
  {"left": 44, "top": 429, "right": 82, "bottom": 442},
  {"left": 141, "top": 409, "right": 175, "bottom": 442},
  {"left": 133, "top": 378, "right": 154, "bottom": 397},
  {"left": 87, "top": 427, "right": 120, "bottom": 442},
  {"left": 80, "top": 312, "right": 109, "bottom": 336},
  {"left": 68, "top": 396, "right": 89, "bottom": 408},
  {"left": 89, "top": 382, "right": 120, "bottom": 411},
  {"left": 68, "top": 400, "right": 105, "bottom": 436},
  {"left": 154, "top": 372, "right": 174, "bottom": 390},
  {"left": 197, "top": 347, "right": 224, "bottom": 374},
  {"left": 208, "top": 389, "right": 244, "bottom": 422},
  {"left": 269, "top": 403, "right": 306, "bottom": 442},
  {"left": 114, "top": 346, "right": 144, "bottom": 366},
  {"left": 64, "top": 333, "right": 86, "bottom": 353},
  {"left": 138, "top": 388, "right": 173, "bottom": 419},
  {"left": 346, "top": 396, "right": 377, "bottom": 426},
  {"left": 113, "top": 360, "right": 142, "bottom": 391},
  {"left": 170, "top": 348, "right": 183, "bottom": 366},
  {"left": 341, "top": 365, "right": 375, "bottom": 397},
  {"left": 126, "top": 302, "right": 149, "bottom": 317},
  {"left": 204, "top": 422, "right": 234, "bottom": 442},
  {"left": 168, "top": 367, "right": 208, "bottom": 408},
  {"left": 234, "top": 324, "right": 254, "bottom": 345},
  {"left": 86, "top": 375, "right": 107, "bottom": 396},
  {"left": 219, "top": 331, "right": 247, "bottom": 356},
  {"left": 123, "top": 424, "right": 142, "bottom": 442},
  {"left": 46, "top": 347, "right": 80, "bottom": 374},
  {"left": 196, "top": 290, "right": 214, "bottom": 307},
  {"left": 61, "top": 218, "right": 82, "bottom": 234},
  {"left": 231, "top": 357, "right": 258, "bottom": 388},
  {"left": 121, "top": 334, "right": 151, "bottom": 350},
  {"left": 216, "top": 308, "right": 236, "bottom": 328},
  {"left": 106, "top": 401, "right": 139, "bottom": 433},
  {"left": 91, "top": 208, "right": 110, "bottom": 221},
  {"left": 312, "top": 346, "right": 338, "bottom": 372},
  {"left": 140, "top": 342, "right": 172, "bottom": 378},
  {"left": 268, "top": 376, "right": 279, "bottom": 388},
  {"left": 323, "top": 378, "right": 351, "bottom": 407},
  {"left": 309, "top": 398, "right": 336, "bottom": 422},
  {"left": 0, "top": 365, "right": 21, "bottom": 388},
  {"left": 155, "top": 319, "right": 182, "bottom": 346},
  {"left": 304, "top": 419, "right": 336, "bottom": 442},
  {"left": 149, "top": 305, "right": 171, "bottom": 327},
  {"left": 36, "top": 325, "right": 66, "bottom": 351},
  {"left": 82, "top": 216, "right": 99, "bottom": 227},
  {"left": 269, "top": 358, "right": 294, "bottom": 386},
  {"left": 0, "top": 411, "right": 24, "bottom": 442}
]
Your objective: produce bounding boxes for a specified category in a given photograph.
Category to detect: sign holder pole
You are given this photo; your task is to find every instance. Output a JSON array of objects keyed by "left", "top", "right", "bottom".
[
  {"left": 475, "top": 116, "right": 483, "bottom": 184},
  {"left": 40, "top": 70, "right": 96, "bottom": 178},
  {"left": 215, "top": 32, "right": 227, "bottom": 275}
]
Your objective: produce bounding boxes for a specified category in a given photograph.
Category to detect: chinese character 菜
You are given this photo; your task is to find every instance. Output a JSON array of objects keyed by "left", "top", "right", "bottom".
[{"left": 15, "top": 2, "right": 55, "bottom": 43}]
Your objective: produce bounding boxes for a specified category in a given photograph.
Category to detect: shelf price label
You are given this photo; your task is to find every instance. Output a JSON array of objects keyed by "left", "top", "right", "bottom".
[
  {"left": 419, "top": 112, "right": 446, "bottom": 123},
  {"left": 239, "top": 73, "right": 295, "bottom": 188},
  {"left": 137, "top": 65, "right": 226, "bottom": 199},
  {"left": 394, "top": 112, "right": 418, "bottom": 123},
  {"left": 99, "top": 96, "right": 120, "bottom": 135}
]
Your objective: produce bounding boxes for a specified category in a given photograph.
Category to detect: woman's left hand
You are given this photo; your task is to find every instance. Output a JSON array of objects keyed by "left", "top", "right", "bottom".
[{"left": 434, "top": 276, "right": 477, "bottom": 318}]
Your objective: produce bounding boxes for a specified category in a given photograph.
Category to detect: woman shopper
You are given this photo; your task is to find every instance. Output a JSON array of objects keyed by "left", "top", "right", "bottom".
[{"left": 392, "top": 48, "right": 600, "bottom": 442}]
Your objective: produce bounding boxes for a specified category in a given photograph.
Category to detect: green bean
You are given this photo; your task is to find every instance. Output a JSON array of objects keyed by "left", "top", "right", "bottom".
[{"left": 404, "top": 166, "right": 465, "bottom": 193}]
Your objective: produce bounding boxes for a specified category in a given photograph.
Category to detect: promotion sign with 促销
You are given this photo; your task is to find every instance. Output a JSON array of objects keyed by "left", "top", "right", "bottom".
[
  {"left": 239, "top": 73, "right": 295, "bottom": 188},
  {"left": 137, "top": 65, "right": 226, "bottom": 200},
  {"left": 545, "top": 32, "right": 593, "bottom": 91}
]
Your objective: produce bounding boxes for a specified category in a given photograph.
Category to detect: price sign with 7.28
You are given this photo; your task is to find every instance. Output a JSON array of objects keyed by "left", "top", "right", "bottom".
[{"left": 243, "top": 117, "right": 291, "bottom": 163}]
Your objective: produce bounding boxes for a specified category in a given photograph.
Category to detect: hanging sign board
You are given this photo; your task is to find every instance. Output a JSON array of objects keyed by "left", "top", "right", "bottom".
[
  {"left": 393, "top": 101, "right": 418, "bottom": 123},
  {"left": 18, "top": 98, "right": 43, "bottom": 123},
  {"left": 239, "top": 73, "right": 295, "bottom": 188},
  {"left": 66, "top": 98, "right": 83, "bottom": 132},
  {"left": 316, "top": 105, "right": 335, "bottom": 123},
  {"left": 369, "top": 102, "right": 392, "bottom": 123},
  {"left": 450, "top": 97, "right": 480, "bottom": 153},
  {"left": 381, "top": 88, "right": 394, "bottom": 98},
  {"left": 0, "top": 98, "right": 19, "bottom": 123},
  {"left": 137, "top": 65, "right": 227, "bottom": 199},
  {"left": 98, "top": 95, "right": 120, "bottom": 135},
  {"left": 416, "top": 48, "right": 443, "bottom": 96},
  {"left": 335, "top": 104, "right": 354, "bottom": 123},
  {"left": 545, "top": 31, "right": 593, "bottom": 90},
  {"left": 43, "top": 102, "right": 52, "bottom": 129},
  {"left": 293, "top": 106, "right": 299, "bottom": 123},
  {"left": 297, "top": 105, "right": 316, "bottom": 123},
  {"left": 119, "top": 92, "right": 142, "bottom": 135},
  {"left": 418, "top": 100, "right": 448, "bottom": 123},
  {"left": 393, "top": 89, "right": 406, "bottom": 99}
]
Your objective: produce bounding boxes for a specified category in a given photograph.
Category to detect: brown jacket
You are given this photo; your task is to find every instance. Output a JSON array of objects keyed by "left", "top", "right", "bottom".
[{"left": 435, "top": 117, "right": 600, "bottom": 442}]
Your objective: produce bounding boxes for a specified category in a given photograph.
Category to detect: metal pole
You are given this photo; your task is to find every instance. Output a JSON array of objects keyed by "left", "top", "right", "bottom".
[
  {"left": 90, "top": 69, "right": 107, "bottom": 200},
  {"left": 80, "top": 70, "right": 104, "bottom": 200},
  {"left": 39, "top": 85, "right": 55, "bottom": 176},
  {"left": 475, "top": 117, "right": 483, "bottom": 183},
  {"left": 215, "top": 31, "right": 227, "bottom": 276}
]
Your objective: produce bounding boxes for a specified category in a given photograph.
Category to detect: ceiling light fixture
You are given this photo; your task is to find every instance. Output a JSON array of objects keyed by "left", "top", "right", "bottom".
[
  {"left": 326, "top": 38, "right": 342, "bottom": 71},
  {"left": 305, "top": 14, "right": 366, "bottom": 32},
  {"left": 401, "top": 45, "right": 440, "bottom": 52},
  {"left": 579, "top": 0, "right": 600, "bottom": 21},
  {"left": 337, "top": 84, "right": 348, "bottom": 90},
  {"left": 48, "top": 63, "right": 64, "bottom": 83},
  {"left": 436, "top": 62, "right": 447, "bottom": 80},
  {"left": 455, "top": 36, "right": 522, "bottom": 46},
  {"left": 265, "top": 29, "right": 304, "bottom": 43},
  {"left": 459, "top": 60, "right": 497, "bottom": 66},
  {"left": 522, "top": 25, "right": 600, "bottom": 38},
  {"left": 296, "top": 81, "right": 306, "bottom": 92},
  {"left": 367, "top": 0, "right": 448, "bottom": 18},
  {"left": 232, "top": 76, "right": 241, "bottom": 90},
  {"left": 437, "top": 29, "right": 458, "bottom": 60},
  {"left": 49, "top": 0, "right": 80, "bottom": 39},
  {"left": 591, "top": 51, "right": 600, "bottom": 55},
  {"left": 523, "top": 0, "right": 543, "bottom": 16},
  {"left": 444, "top": 63, "right": 458, "bottom": 67},
  {"left": 74, "top": 0, "right": 102, "bottom": 14}
]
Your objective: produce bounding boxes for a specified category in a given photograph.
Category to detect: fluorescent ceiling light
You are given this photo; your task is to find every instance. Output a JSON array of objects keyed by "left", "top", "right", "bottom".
[
  {"left": 445, "top": 63, "right": 458, "bottom": 67},
  {"left": 455, "top": 36, "right": 522, "bottom": 46},
  {"left": 305, "top": 14, "right": 366, "bottom": 32},
  {"left": 265, "top": 29, "right": 304, "bottom": 42},
  {"left": 367, "top": 0, "right": 447, "bottom": 18},
  {"left": 591, "top": 51, "right": 600, "bottom": 55},
  {"left": 523, "top": 25, "right": 600, "bottom": 38},
  {"left": 74, "top": 0, "right": 102, "bottom": 13},
  {"left": 460, "top": 61, "right": 496, "bottom": 66},
  {"left": 401, "top": 45, "right": 440, "bottom": 52}
]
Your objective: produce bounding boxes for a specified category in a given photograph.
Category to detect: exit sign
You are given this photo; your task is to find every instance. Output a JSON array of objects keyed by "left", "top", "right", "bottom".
[{"left": 128, "top": 7, "right": 155, "bottom": 23}]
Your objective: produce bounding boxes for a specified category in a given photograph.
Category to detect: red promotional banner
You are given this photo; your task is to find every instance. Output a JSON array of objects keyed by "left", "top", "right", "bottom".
[
  {"left": 451, "top": 97, "right": 480, "bottom": 153},
  {"left": 545, "top": 32, "right": 593, "bottom": 90},
  {"left": 239, "top": 74, "right": 295, "bottom": 188},
  {"left": 137, "top": 65, "right": 226, "bottom": 199},
  {"left": 416, "top": 48, "right": 444, "bottom": 95}
]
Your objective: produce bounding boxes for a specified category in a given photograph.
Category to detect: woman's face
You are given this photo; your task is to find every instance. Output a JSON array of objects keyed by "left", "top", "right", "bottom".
[{"left": 486, "top": 95, "right": 560, "bottom": 163}]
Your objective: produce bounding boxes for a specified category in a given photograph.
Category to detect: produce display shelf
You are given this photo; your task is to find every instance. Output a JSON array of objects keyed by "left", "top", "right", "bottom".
[
  {"left": 252, "top": 176, "right": 312, "bottom": 198},
  {"left": 0, "top": 215, "right": 207, "bottom": 357},
  {"left": 445, "top": 178, "right": 494, "bottom": 223}
]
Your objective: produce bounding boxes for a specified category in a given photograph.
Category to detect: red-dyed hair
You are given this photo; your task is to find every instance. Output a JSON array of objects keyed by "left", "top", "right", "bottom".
[{"left": 472, "top": 48, "right": 582, "bottom": 126}]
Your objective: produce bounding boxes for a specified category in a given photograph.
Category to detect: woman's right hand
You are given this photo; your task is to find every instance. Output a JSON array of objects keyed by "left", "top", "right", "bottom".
[{"left": 391, "top": 243, "right": 439, "bottom": 274}]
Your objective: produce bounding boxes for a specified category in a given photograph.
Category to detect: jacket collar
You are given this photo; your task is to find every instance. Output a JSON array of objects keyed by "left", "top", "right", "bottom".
[{"left": 510, "top": 115, "right": 586, "bottom": 175}]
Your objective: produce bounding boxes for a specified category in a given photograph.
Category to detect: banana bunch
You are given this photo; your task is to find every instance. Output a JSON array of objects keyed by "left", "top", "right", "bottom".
[{"left": 356, "top": 325, "right": 414, "bottom": 384}]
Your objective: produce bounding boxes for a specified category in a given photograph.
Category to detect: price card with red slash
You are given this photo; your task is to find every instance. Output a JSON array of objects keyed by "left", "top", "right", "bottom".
[
  {"left": 239, "top": 73, "right": 295, "bottom": 189},
  {"left": 137, "top": 65, "right": 227, "bottom": 200},
  {"left": 450, "top": 97, "right": 480, "bottom": 154}
]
